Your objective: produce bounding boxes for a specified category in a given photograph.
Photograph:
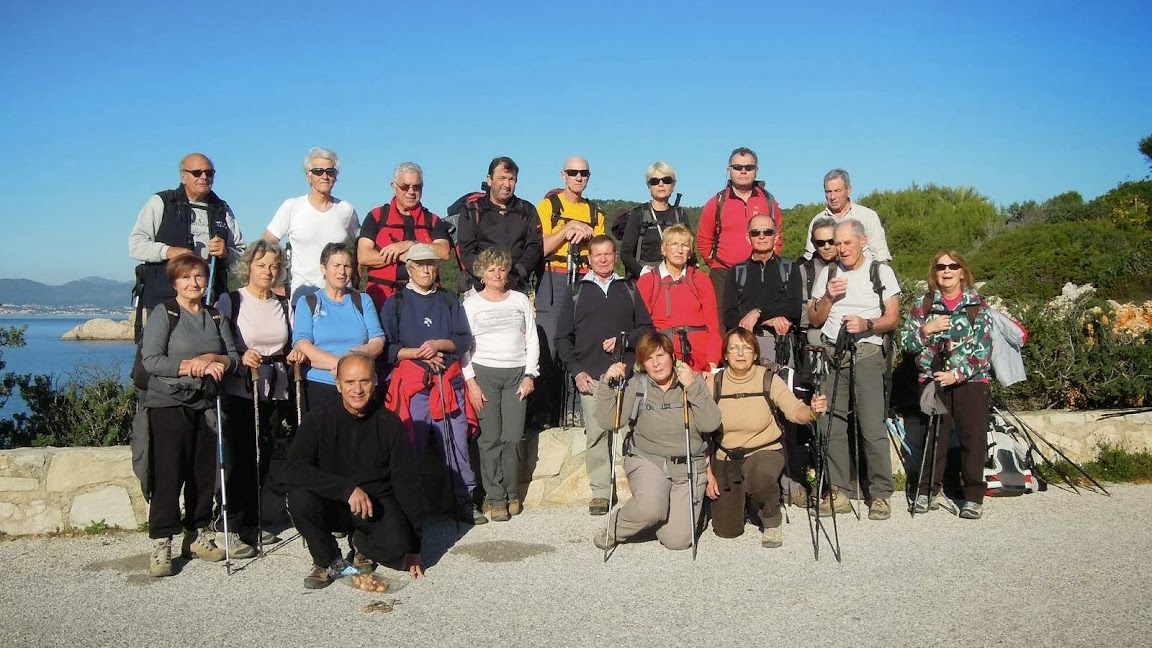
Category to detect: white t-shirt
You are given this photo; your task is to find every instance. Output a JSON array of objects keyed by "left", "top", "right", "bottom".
[
  {"left": 810, "top": 260, "right": 900, "bottom": 346},
  {"left": 265, "top": 195, "right": 360, "bottom": 299},
  {"left": 460, "top": 290, "right": 540, "bottom": 379}
]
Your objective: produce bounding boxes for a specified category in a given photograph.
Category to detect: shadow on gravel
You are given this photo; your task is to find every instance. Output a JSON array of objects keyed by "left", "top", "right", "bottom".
[
  {"left": 449, "top": 541, "right": 556, "bottom": 563},
  {"left": 82, "top": 553, "right": 164, "bottom": 586}
]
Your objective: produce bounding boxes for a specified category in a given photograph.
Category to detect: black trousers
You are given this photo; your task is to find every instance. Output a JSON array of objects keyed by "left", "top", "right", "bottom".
[
  {"left": 286, "top": 488, "right": 417, "bottom": 568},
  {"left": 223, "top": 395, "right": 287, "bottom": 528},
  {"left": 148, "top": 405, "right": 217, "bottom": 539},
  {"left": 919, "top": 381, "right": 991, "bottom": 504}
]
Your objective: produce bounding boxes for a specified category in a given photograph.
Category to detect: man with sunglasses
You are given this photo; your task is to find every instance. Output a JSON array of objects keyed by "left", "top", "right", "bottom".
[
  {"left": 802, "top": 169, "right": 891, "bottom": 264},
  {"left": 358, "top": 162, "right": 452, "bottom": 309},
  {"left": 696, "top": 147, "right": 783, "bottom": 320},
  {"left": 264, "top": 147, "right": 361, "bottom": 303},
  {"left": 800, "top": 217, "right": 840, "bottom": 343},
  {"left": 721, "top": 214, "right": 802, "bottom": 361},
  {"left": 129, "top": 152, "right": 246, "bottom": 340}
]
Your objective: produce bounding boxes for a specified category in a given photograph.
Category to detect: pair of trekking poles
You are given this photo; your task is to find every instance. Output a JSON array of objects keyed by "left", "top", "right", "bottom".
[{"left": 602, "top": 332, "right": 699, "bottom": 563}]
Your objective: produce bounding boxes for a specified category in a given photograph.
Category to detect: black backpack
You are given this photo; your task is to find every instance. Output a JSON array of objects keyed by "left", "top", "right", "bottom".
[{"left": 131, "top": 300, "right": 224, "bottom": 390}]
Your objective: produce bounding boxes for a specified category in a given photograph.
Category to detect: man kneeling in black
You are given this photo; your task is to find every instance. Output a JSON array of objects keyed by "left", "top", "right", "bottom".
[{"left": 283, "top": 352, "right": 425, "bottom": 588}]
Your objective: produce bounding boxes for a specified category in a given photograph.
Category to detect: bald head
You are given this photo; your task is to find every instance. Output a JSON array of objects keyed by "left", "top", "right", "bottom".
[
  {"left": 336, "top": 352, "right": 375, "bottom": 379},
  {"left": 178, "top": 152, "right": 215, "bottom": 201},
  {"left": 561, "top": 156, "right": 590, "bottom": 196}
]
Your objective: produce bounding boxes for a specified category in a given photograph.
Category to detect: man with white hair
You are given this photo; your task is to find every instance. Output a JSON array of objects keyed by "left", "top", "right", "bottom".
[
  {"left": 802, "top": 168, "right": 891, "bottom": 263},
  {"left": 263, "top": 147, "right": 361, "bottom": 303},
  {"left": 359, "top": 162, "right": 452, "bottom": 310}
]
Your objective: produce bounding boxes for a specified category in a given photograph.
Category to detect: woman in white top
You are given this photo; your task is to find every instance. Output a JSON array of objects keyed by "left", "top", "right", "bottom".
[
  {"left": 462, "top": 248, "right": 539, "bottom": 522},
  {"left": 263, "top": 147, "right": 360, "bottom": 303},
  {"left": 216, "top": 239, "right": 306, "bottom": 556}
]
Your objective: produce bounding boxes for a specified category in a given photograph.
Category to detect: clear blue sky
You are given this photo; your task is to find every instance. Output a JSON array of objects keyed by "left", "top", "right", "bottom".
[{"left": 1, "top": 1, "right": 1148, "bottom": 285}]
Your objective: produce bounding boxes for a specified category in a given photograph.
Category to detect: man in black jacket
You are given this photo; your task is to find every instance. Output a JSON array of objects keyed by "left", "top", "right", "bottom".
[
  {"left": 555, "top": 236, "right": 653, "bottom": 515},
  {"left": 722, "top": 214, "right": 803, "bottom": 366},
  {"left": 282, "top": 353, "right": 425, "bottom": 589}
]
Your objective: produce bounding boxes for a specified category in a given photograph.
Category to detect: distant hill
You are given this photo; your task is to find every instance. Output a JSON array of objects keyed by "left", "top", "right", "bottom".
[{"left": 0, "top": 276, "right": 134, "bottom": 309}]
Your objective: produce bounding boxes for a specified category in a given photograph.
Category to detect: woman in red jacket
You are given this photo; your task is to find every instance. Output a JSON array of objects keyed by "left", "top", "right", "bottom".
[{"left": 636, "top": 224, "right": 722, "bottom": 372}]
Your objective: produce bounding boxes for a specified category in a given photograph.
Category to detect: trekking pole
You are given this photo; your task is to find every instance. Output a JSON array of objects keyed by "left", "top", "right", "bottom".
[
  {"left": 213, "top": 391, "right": 233, "bottom": 575},
  {"left": 293, "top": 362, "right": 305, "bottom": 428},
  {"left": 911, "top": 412, "right": 939, "bottom": 518},
  {"left": 604, "top": 331, "right": 628, "bottom": 563},
  {"left": 806, "top": 344, "right": 841, "bottom": 563},
  {"left": 846, "top": 339, "right": 862, "bottom": 521},
  {"left": 995, "top": 402, "right": 1109, "bottom": 495},
  {"left": 249, "top": 367, "right": 264, "bottom": 556},
  {"left": 434, "top": 369, "right": 464, "bottom": 532},
  {"left": 206, "top": 256, "right": 218, "bottom": 305},
  {"left": 682, "top": 378, "right": 697, "bottom": 561}
]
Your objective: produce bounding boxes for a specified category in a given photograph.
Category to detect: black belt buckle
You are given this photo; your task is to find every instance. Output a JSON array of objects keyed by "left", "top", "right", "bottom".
[{"left": 669, "top": 456, "right": 689, "bottom": 465}]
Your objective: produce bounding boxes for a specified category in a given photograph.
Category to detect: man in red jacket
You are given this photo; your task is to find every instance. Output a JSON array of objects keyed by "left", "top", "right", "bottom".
[{"left": 696, "top": 147, "right": 783, "bottom": 320}]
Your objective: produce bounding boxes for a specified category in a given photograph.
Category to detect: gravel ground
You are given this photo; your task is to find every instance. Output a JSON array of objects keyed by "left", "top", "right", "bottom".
[{"left": 1, "top": 484, "right": 1148, "bottom": 648}]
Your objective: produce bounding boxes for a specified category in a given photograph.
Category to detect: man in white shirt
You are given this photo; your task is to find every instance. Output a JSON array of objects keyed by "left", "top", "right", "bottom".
[{"left": 802, "top": 169, "right": 891, "bottom": 264}]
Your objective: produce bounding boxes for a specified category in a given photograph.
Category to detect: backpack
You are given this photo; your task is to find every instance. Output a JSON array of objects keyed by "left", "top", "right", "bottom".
[
  {"left": 708, "top": 181, "right": 776, "bottom": 264},
  {"left": 131, "top": 300, "right": 224, "bottom": 390},
  {"left": 733, "top": 257, "right": 795, "bottom": 303},
  {"left": 985, "top": 411, "right": 1041, "bottom": 496},
  {"left": 710, "top": 365, "right": 793, "bottom": 456},
  {"left": 610, "top": 193, "right": 683, "bottom": 242},
  {"left": 444, "top": 183, "right": 490, "bottom": 246},
  {"left": 545, "top": 189, "right": 600, "bottom": 232},
  {"left": 304, "top": 290, "right": 364, "bottom": 317}
]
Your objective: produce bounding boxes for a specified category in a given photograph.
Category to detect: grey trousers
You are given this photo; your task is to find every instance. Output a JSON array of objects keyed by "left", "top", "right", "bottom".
[
  {"left": 581, "top": 390, "right": 617, "bottom": 500},
  {"left": 609, "top": 454, "right": 707, "bottom": 550},
  {"left": 821, "top": 341, "right": 893, "bottom": 499},
  {"left": 473, "top": 364, "right": 528, "bottom": 506}
]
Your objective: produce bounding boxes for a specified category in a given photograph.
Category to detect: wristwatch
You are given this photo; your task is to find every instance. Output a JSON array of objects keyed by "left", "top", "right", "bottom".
[{"left": 866, "top": 319, "right": 874, "bottom": 332}]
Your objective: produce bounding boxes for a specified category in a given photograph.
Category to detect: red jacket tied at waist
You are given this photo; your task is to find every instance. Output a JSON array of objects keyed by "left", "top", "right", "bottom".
[{"left": 385, "top": 360, "right": 478, "bottom": 442}]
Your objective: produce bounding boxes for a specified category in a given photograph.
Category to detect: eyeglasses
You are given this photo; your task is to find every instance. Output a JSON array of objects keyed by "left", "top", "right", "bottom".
[
  {"left": 647, "top": 176, "right": 675, "bottom": 186},
  {"left": 934, "top": 262, "right": 962, "bottom": 271},
  {"left": 182, "top": 168, "right": 216, "bottom": 179},
  {"left": 729, "top": 164, "right": 757, "bottom": 172},
  {"left": 395, "top": 183, "right": 424, "bottom": 193},
  {"left": 748, "top": 228, "right": 776, "bottom": 238},
  {"left": 309, "top": 168, "right": 338, "bottom": 177},
  {"left": 726, "top": 346, "right": 756, "bottom": 355},
  {"left": 564, "top": 169, "right": 591, "bottom": 178},
  {"left": 812, "top": 238, "right": 835, "bottom": 248},
  {"left": 665, "top": 242, "right": 692, "bottom": 250}
]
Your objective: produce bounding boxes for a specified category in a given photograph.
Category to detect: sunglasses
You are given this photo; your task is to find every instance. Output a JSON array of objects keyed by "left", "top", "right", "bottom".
[
  {"left": 309, "top": 168, "right": 338, "bottom": 177},
  {"left": 395, "top": 183, "right": 424, "bottom": 193},
  {"left": 934, "top": 262, "right": 962, "bottom": 271},
  {"left": 748, "top": 228, "right": 776, "bottom": 238},
  {"left": 729, "top": 164, "right": 757, "bottom": 172},
  {"left": 182, "top": 168, "right": 216, "bottom": 179},
  {"left": 812, "top": 238, "right": 835, "bottom": 248},
  {"left": 564, "top": 169, "right": 591, "bottom": 177},
  {"left": 647, "top": 176, "right": 675, "bottom": 186}
]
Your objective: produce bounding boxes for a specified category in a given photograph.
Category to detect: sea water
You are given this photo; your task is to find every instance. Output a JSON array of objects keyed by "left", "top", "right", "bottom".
[{"left": 0, "top": 316, "right": 134, "bottom": 416}]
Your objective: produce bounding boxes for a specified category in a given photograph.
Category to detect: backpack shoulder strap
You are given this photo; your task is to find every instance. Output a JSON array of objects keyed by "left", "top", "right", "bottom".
[
  {"left": 227, "top": 289, "right": 241, "bottom": 324},
  {"left": 547, "top": 193, "right": 563, "bottom": 228},
  {"left": 869, "top": 260, "right": 886, "bottom": 316},
  {"left": 777, "top": 258, "right": 794, "bottom": 297},
  {"left": 734, "top": 261, "right": 749, "bottom": 293},
  {"left": 394, "top": 290, "right": 406, "bottom": 323},
  {"left": 162, "top": 299, "right": 181, "bottom": 331},
  {"left": 588, "top": 200, "right": 599, "bottom": 230},
  {"left": 712, "top": 368, "right": 724, "bottom": 402},
  {"left": 920, "top": 292, "right": 934, "bottom": 316},
  {"left": 628, "top": 374, "right": 648, "bottom": 431},
  {"left": 305, "top": 292, "right": 318, "bottom": 316},
  {"left": 709, "top": 188, "right": 727, "bottom": 262},
  {"left": 350, "top": 291, "right": 364, "bottom": 316}
]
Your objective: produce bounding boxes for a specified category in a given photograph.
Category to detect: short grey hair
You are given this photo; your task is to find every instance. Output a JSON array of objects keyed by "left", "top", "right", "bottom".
[
  {"left": 394, "top": 161, "right": 423, "bottom": 181},
  {"left": 811, "top": 216, "right": 838, "bottom": 232},
  {"left": 236, "top": 239, "right": 287, "bottom": 287},
  {"left": 835, "top": 218, "right": 866, "bottom": 239},
  {"left": 824, "top": 168, "right": 851, "bottom": 187},
  {"left": 304, "top": 147, "right": 340, "bottom": 171},
  {"left": 645, "top": 161, "right": 676, "bottom": 181}
]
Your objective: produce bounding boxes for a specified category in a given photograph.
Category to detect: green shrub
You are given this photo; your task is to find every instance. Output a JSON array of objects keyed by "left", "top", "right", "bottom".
[
  {"left": 0, "top": 364, "right": 136, "bottom": 449},
  {"left": 1036, "top": 444, "right": 1152, "bottom": 485}
]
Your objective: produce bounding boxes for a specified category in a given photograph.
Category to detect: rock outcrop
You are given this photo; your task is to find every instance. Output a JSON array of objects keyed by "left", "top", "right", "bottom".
[{"left": 61, "top": 313, "right": 135, "bottom": 341}]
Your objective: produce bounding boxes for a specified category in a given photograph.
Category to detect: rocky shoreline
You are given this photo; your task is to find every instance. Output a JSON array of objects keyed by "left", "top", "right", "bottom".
[{"left": 60, "top": 313, "right": 135, "bottom": 341}]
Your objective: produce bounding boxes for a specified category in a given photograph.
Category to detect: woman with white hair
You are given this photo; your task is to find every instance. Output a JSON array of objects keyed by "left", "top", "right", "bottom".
[
  {"left": 618, "top": 162, "right": 692, "bottom": 279},
  {"left": 264, "top": 147, "right": 361, "bottom": 302}
]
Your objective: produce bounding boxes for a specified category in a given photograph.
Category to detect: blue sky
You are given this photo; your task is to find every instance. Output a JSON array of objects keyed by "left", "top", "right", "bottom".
[{"left": 1, "top": 1, "right": 1148, "bottom": 285}]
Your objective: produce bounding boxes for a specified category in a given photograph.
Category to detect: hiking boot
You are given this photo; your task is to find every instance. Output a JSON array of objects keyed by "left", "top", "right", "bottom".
[
  {"left": 809, "top": 489, "right": 852, "bottom": 517},
  {"left": 149, "top": 537, "right": 173, "bottom": 578},
  {"left": 303, "top": 564, "right": 332, "bottom": 589},
  {"left": 911, "top": 494, "right": 931, "bottom": 514},
  {"left": 508, "top": 498, "right": 523, "bottom": 516},
  {"left": 789, "top": 487, "right": 809, "bottom": 509},
  {"left": 352, "top": 551, "right": 376, "bottom": 572},
  {"left": 761, "top": 526, "right": 783, "bottom": 549},
  {"left": 458, "top": 505, "right": 488, "bottom": 525},
  {"left": 241, "top": 527, "right": 280, "bottom": 546},
  {"left": 593, "top": 529, "right": 616, "bottom": 550},
  {"left": 959, "top": 502, "right": 983, "bottom": 519},
  {"left": 489, "top": 504, "right": 511, "bottom": 522},
  {"left": 589, "top": 498, "right": 610, "bottom": 516},
  {"left": 868, "top": 498, "right": 892, "bottom": 521},
  {"left": 217, "top": 531, "right": 258, "bottom": 560},
  {"left": 183, "top": 527, "right": 226, "bottom": 562}
]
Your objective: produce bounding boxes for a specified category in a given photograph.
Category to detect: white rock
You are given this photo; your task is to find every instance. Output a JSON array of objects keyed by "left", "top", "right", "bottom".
[
  {"left": 0, "top": 499, "right": 64, "bottom": 535},
  {"left": 529, "top": 431, "right": 569, "bottom": 480},
  {"left": 69, "top": 485, "right": 138, "bottom": 530},
  {"left": 0, "top": 477, "right": 39, "bottom": 491},
  {"left": 45, "top": 447, "right": 134, "bottom": 492},
  {"left": 60, "top": 318, "right": 134, "bottom": 341}
]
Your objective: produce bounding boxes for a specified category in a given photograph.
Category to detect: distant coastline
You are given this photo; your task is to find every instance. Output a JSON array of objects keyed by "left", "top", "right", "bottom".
[{"left": 0, "top": 306, "right": 132, "bottom": 317}]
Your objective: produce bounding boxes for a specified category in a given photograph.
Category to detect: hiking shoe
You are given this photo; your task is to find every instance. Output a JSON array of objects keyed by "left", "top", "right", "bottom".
[
  {"left": 303, "top": 564, "right": 332, "bottom": 589},
  {"left": 593, "top": 529, "right": 616, "bottom": 550},
  {"left": 809, "top": 489, "right": 852, "bottom": 517},
  {"left": 789, "top": 487, "right": 809, "bottom": 509},
  {"left": 489, "top": 504, "right": 511, "bottom": 522},
  {"left": 959, "top": 502, "right": 983, "bottom": 519},
  {"left": 217, "top": 531, "right": 258, "bottom": 559},
  {"left": 242, "top": 527, "right": 280, "bottom": 546},
  {"left": 183, "top": 527, "right": 226, "bottom": 562},
  {"left": 352, "top": 551, "right": 376, "bottom": 572},
  {"left": 911, "top": 495, "right": 931, "bottom": 514},
  {"left": 508, "top": 498, "right": 523, "bottom": 516},
  {"left": 458, "top": 505, "right": 488, "bottom": 525},
  {"left": 589, "top": 498, "right": 610, "bottom": 516},
  {"left": 149, "top": 537, "right": 173, "bottom": 578},
  {"left": 868, "top": 498, "right": 892, "bottom": 521},
  {"left": 761, "top": 526, "right": 783, "bottom": 549}
]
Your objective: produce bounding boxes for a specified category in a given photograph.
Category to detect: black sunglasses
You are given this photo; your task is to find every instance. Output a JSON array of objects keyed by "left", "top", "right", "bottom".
[
  {"left": 309, "top": 167, "right": 338, "bottom": 177},
  {"left": 564, "top": 169, "right": 591, "bottom": 177},
  {"left": 748, "top": 228, "right": 776, "bottom": 238},
  {"left": 934, "top": 262, "right": 962, "bottom": 271},
  {"left": 647, "top": 176, "right": 675, "bottom": 186},
  {"left": 812, "top": 238, "right": 835, "bottom": 248},
  {"left": 729, "top": 164, "right": 757, "bottom": 172},
  {"left": 395, "top": 183, "right": 424, "bottom": 193},
  {"left": 182, "top": 168, "right": 216, "bottom": 178}
]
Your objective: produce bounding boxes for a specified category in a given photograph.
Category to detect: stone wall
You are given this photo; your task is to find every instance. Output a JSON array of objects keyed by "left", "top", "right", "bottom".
[{"left": 2, "top": 408, "right": 1150, "bottom": 536}]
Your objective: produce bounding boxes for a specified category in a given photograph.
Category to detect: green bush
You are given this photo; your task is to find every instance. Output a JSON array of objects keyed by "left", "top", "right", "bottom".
[
  {"left": 0, "top": 364, "right": 136, "bottom": 449},
  {"left": 1037, "top": 444, "right": 1152, "bottom": 485}
]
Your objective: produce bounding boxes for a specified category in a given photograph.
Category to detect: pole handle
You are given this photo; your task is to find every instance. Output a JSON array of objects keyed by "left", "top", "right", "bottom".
[
  {"left": 293, "top": 362, "right": 303, "bottom": 382},
  {"left": 249, "top": 366, "right": 260, "bottom": 383}
]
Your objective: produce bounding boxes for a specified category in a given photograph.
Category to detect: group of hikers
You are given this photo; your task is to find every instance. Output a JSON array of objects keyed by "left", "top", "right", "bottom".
[{"left": 128, "top": 146, "right": 1006, "bottom": 585}]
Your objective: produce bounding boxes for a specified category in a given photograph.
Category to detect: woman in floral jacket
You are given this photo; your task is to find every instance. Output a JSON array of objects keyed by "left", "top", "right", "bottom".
[{"left": 901, "top": 250, "right": 992, "bottom": 520}]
